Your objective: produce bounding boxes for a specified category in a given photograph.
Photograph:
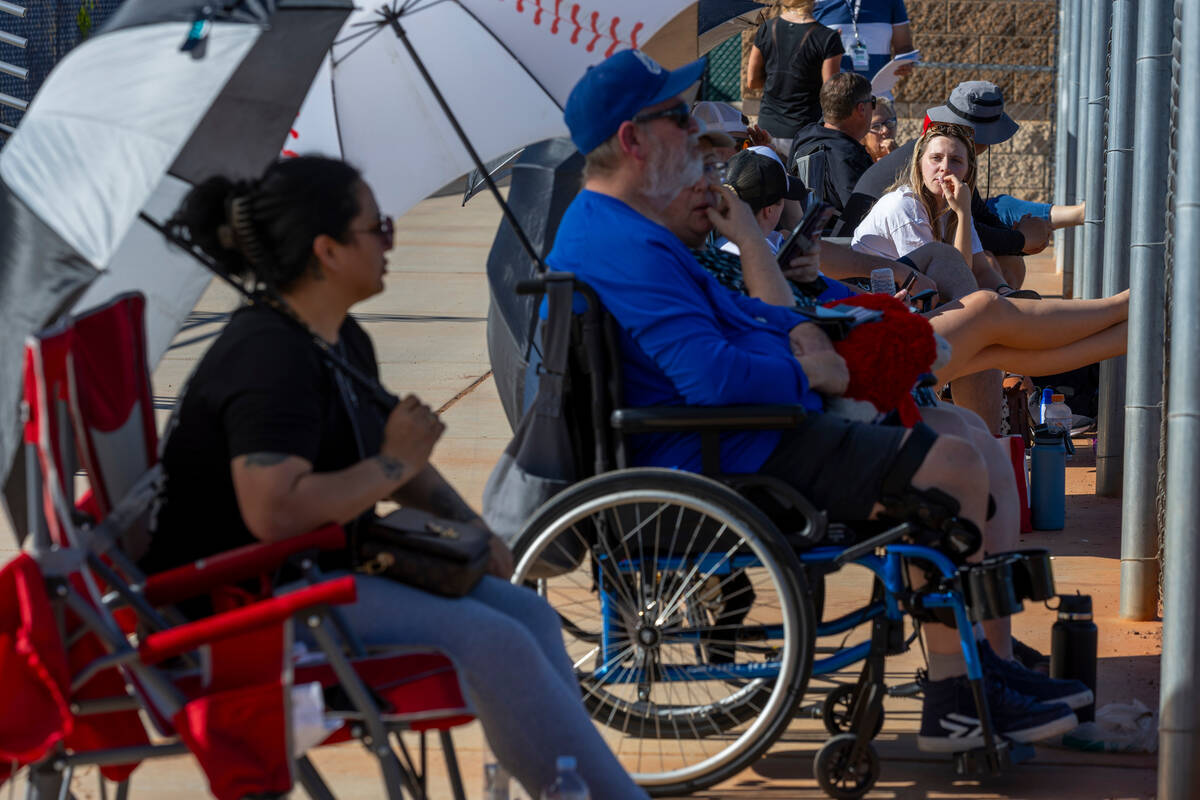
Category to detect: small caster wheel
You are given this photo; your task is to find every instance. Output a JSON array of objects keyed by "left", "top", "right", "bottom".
[
  {"left": 821, "top": 684, "right": 885, "bottom": 738},
  {"left": 813, "top": 733, "right": 881, "bottom": 800}
]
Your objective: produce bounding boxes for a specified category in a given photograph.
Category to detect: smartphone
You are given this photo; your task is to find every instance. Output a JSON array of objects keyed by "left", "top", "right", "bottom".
[
  {"left": 899, "top": 269, "right": 918, "bottom": 292},
  {"left": 776, "top": 200, "right": 836, "bottom": 268}
]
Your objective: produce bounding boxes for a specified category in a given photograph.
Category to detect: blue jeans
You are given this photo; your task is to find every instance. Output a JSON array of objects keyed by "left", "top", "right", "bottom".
[
  {"left": 985, "top": 194, "right": 1052, "bottom": 228},
  {"left": 284, "top": 574, "right": 648, "bottom": 799}
]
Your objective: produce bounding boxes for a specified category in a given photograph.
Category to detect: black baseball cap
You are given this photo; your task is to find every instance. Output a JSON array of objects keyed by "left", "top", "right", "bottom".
[{"left": 724, "top": 146, "right": 807, "bottom": 210}]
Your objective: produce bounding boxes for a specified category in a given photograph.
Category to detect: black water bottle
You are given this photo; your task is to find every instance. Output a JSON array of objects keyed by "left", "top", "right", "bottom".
[{"left": 1051, "top": 593, "right": 1098, "bottom": 722}]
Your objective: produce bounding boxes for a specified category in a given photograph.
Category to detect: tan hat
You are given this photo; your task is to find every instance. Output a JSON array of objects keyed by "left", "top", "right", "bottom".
[
  {"left": 692, "top": 100, "right": 747, "bottom": 138},
  {"left": 696, "top": 117, "right": 735, "bottom": 148}
]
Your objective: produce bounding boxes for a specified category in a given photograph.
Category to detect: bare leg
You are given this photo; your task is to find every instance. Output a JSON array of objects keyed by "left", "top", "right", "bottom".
[
  {"left": 1050, "top": 202, "right": 1086, "bottom": 229},
  {"left": 922, "top": 405, "right": 1019, "bottom": 659},
  {"left": 996, "top": 254, "right": 1027, "bottom": 289},
  {"left": 930, "top": 289, "right": 1130, "bottom": 382},
  {"left": 973, "top": 251, "right": 1006, "bottom": 290},
  {"left": 960, "top": 320, "right": 1128, "bottom": 377},
  {"left": 949, "top": 369, "right": 1004, "bottom": 435}
]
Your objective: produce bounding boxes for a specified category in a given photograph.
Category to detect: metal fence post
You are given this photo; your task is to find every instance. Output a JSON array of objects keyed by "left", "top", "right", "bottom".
[
  {"left": 1058, "top": 0, "right": 1081, "bottom": 289},
  {"left": 1120, "top": 0, "right": 1172, "bottom": 619},
  {"left": 1095, "top": 0, "right": 1136, "bottom": 496},
  {"left": 1080, "top": 0, "right": 1112, "bottom": 301},
  {"left": 1072, "top": 0, "right": 1096, "bottom": 299},
  {"left": 1160, "top": 0, "right": 1200, "bottom": 792}
]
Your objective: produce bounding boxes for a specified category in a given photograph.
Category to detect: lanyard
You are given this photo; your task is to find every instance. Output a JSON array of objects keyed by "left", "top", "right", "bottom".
[{"left": 843, "top": 0, "right": 862, "bottom": 45}]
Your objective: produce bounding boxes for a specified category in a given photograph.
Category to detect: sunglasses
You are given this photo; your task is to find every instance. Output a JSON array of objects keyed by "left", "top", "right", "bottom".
[
  {"left": 633, "top": 101, "right": 691, "bottom": 129},
  {"left": 353, "top": 214, "right": 395, "bottom": 250},
  {"left": 858, "top": 95, "right": 877, "bottom": 109}
]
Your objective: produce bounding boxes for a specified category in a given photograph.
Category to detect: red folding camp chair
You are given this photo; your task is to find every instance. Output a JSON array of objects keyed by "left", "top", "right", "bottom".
[{"left": 11, "top": 292, "right": 475, "bottom": 800}]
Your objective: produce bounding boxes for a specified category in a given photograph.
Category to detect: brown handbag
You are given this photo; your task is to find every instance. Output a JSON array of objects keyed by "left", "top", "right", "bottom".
[{"left": 354, "top": 508, "right": 491, "bottom": 597}]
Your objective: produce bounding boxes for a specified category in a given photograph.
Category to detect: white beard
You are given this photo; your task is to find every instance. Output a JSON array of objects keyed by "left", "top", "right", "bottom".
[{"left": 644, "top": 134, "right": 703, "bottom": 208}]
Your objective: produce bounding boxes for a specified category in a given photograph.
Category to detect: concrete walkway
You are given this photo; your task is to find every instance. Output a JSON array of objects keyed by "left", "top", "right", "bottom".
[{"left": 1, "top": 195, "right": 1158, "bottom": 799}]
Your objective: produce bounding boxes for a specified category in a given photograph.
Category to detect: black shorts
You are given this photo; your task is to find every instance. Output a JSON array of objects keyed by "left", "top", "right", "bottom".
[{"left": 759, "top": 414, "right": 912, "bottom": 521}]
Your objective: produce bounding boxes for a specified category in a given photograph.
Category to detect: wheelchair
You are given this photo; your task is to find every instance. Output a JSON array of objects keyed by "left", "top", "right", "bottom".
[{"left": 506, "top": 273, "right": 1058, "bottom": 799}]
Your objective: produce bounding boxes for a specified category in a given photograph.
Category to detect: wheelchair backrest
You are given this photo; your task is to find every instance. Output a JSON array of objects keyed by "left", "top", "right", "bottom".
[{"left": 560, "top": 279, "right": 628, "bottom": 477}]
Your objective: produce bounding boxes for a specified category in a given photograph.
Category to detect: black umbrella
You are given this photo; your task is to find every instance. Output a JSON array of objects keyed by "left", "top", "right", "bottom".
[
  {"left": 0, "top": 0, "right": 352, "bottom": 540},
  {"left": 484, "top": 137, "right": 584, "bottom": 429}
]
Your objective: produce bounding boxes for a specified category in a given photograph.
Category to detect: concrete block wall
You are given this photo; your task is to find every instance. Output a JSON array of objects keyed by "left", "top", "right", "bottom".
[{"left": 740, "top": 0, "right": 1058, "bottom": 203}]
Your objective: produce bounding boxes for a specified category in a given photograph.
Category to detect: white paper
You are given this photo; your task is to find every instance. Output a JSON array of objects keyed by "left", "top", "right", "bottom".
[{"left": 871, "top": 49, "right": 921, "bottom": 99}]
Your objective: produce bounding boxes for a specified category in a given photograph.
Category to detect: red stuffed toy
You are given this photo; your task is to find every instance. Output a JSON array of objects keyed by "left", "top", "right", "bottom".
[{"left": 820, "top": 293, "right": 938, "bottom": 427}]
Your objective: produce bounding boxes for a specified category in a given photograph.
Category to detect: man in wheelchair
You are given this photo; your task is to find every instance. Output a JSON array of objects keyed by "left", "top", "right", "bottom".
[{"left": 548, "top": 50, "right": 1088, "bottom": 753}]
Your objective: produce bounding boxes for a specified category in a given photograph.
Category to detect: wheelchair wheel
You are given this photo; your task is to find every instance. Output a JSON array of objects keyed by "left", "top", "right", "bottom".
[
  {"left": 512, "top": 468, "right": 815, "bottom": 796},
  {"left": 821, "top": 684, "right": 885, "bottom": 739},
  {"left": 813, "top": 734, "right": 880, "bottom": 800}
]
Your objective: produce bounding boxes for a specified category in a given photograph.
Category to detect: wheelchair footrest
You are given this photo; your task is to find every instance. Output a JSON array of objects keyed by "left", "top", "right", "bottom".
[
  {"left": 885, "top": 679, "right": 923, "bottom": 699},
  {"left": 952, "top": 738, "right": 1036, "bottom": 776}
]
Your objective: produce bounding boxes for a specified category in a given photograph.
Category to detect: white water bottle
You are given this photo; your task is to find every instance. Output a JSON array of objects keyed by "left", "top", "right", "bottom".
[
  {"left": 540, "top": 756, "right": 590, "bottom": 800},
  {"left": 870, "top": 267, "right": 896, "bottom": 295},
  {"left": 1044, "top": 393, "right": 1072, "bottom": 436}
]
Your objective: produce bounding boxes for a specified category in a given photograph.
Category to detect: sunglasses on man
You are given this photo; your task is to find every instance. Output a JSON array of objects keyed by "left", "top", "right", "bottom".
[{"left": 632, "top": 101, "right": 691, "bottom": 129}]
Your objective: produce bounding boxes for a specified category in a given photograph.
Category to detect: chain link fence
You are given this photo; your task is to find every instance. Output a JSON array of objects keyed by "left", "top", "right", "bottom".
[{"left": 0, "top": 0, "right": 121, "bottom": 138}]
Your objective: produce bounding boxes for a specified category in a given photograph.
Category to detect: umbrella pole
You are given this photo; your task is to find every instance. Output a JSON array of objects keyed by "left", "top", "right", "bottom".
[{"left": 383, "top": 12, "right": 548, "bottom": 274}]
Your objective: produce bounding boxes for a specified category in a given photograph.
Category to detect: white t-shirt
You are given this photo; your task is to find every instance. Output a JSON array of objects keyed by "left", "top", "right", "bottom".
[{"left": 850, "top": 185, "right": 983, "bottom": 261}]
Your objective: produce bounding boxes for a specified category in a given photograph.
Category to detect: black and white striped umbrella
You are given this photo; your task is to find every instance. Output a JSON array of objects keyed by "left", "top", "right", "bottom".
[{"left": 0, "top": 0, "right": 352, "bottom": 534}]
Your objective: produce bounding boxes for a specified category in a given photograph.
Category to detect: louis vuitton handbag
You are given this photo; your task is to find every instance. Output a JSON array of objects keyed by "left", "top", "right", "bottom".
[{"left": 354, "top": 508, "right": 491, "bottom": 597}]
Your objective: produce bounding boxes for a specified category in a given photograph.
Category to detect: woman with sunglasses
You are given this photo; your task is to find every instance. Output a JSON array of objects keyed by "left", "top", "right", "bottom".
[
  {"left": 862, "top": 96, "right": 898, "bottom": 162},
  {"left": 851, "top": 123, "right": 1009, "bottom": 291},
  {"left": 142, "top": 156, "right": 650, "bottom": 799}
]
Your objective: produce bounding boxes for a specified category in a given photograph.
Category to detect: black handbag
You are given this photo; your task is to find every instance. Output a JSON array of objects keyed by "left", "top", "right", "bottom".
[{"left": 354, "top": 508, "right": 491, "bottom": 597}]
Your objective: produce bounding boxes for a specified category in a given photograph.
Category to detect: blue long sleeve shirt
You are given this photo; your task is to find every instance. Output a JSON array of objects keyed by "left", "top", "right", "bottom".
[{"left": 547, "top": 190, "right": 823, "bottom": 473}]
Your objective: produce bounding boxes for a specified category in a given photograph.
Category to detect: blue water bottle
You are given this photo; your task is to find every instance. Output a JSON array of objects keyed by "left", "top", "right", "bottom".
[{"left": 1031, "top": 429, "right": 1069, "bottom": 530}]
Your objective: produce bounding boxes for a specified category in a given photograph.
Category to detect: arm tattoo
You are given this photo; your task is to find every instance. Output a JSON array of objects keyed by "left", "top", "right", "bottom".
[
  {"left": 242, "top": 452, "right": 291, "bottom": 468},
  {"left": 376, "top": 454, "right": 406, "bottom": 480}
]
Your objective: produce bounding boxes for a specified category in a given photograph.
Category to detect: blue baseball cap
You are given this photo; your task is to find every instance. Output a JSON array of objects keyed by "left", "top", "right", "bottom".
[{"left": 565, "top": 50, "right": 706, "bottom": 155}]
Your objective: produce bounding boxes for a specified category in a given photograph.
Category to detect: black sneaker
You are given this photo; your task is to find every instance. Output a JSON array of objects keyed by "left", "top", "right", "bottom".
[
  {"left": 980, "top": 640, "right": 1093, "bottom": 710},
  {"left": 917, "top": 674, "right": 1078, "bottom": 753},
  {"left": 1011, "top": 636, "right": 1051, "bottom": 674}
]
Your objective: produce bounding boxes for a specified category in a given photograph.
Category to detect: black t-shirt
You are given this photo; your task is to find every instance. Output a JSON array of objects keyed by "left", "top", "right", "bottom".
[
  {"left": 754, "top": 18, "right": 845, "bottom": 138},
  {"left": 141, "top": 305, "right": 385, "bottom": 575}
]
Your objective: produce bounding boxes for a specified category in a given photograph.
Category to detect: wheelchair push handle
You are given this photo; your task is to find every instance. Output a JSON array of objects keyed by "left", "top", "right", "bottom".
[{"left": 515, "top": 271, "right": 577, "bottom": 296}]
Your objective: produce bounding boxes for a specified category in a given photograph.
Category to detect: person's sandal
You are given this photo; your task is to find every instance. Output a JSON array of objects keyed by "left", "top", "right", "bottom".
[{"left": 997, "top": 284, "right": 1043, "bottom": 300}]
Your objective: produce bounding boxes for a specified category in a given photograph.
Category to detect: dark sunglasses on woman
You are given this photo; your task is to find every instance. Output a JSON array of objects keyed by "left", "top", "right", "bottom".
[{"left": 354, "top": 214, "right": 395, "bottom": 249}]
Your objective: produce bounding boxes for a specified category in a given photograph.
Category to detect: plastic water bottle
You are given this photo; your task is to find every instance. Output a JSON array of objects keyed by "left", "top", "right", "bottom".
[
  {"left": 1051, "top": 593, "right": 1098, "bottom": 722},
  {"left": 540, "top": 756, "right": 590, "bottom": 800},
  {"left": 869, "top": 267, "right": 896, "bottom": 295},
  {"left": 1044, "top": 393, "right": 1072, "bottom": 436},
  {"left": 1030, "top": 429, "right": 1067, "bottom": 530},
  {"left": 1039, "top": 387, "right": 1054, "bottom": 423}
]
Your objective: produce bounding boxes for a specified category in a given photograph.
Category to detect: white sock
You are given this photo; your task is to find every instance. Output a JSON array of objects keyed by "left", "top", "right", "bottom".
[{"left": 927, "top": 649, "right": 968, "bottom": 682}]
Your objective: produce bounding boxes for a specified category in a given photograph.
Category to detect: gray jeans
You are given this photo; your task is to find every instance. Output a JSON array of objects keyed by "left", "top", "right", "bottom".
[{"left": 285, "top": 573, "right": 648, "bottom": 799}]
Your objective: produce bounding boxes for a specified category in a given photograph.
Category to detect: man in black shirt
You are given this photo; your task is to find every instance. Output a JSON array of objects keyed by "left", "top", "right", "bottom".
[{"left": 789, "top": 72, "right": 876, "bottom": 213}]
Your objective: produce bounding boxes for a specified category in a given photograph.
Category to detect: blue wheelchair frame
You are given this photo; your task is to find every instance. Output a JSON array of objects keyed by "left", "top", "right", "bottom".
[{"left": 592, "top": 543, "right": 984, "bottom": 687}]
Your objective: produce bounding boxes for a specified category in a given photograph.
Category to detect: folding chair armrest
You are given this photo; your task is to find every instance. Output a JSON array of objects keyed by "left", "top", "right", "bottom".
[
  {"left": 141, "top": 524, "right": 346, "bottom": 606},
  {"left": 138, "top": 576, "right": 357, "bottom": 664},
  {"left": 610, "top": 405, "right": 808, "bottom": 433}
]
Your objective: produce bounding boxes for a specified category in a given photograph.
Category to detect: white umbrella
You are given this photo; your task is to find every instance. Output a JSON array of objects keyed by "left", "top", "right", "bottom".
[{"left": 289, "top": 0, "right": 695, "bottom": 222}]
